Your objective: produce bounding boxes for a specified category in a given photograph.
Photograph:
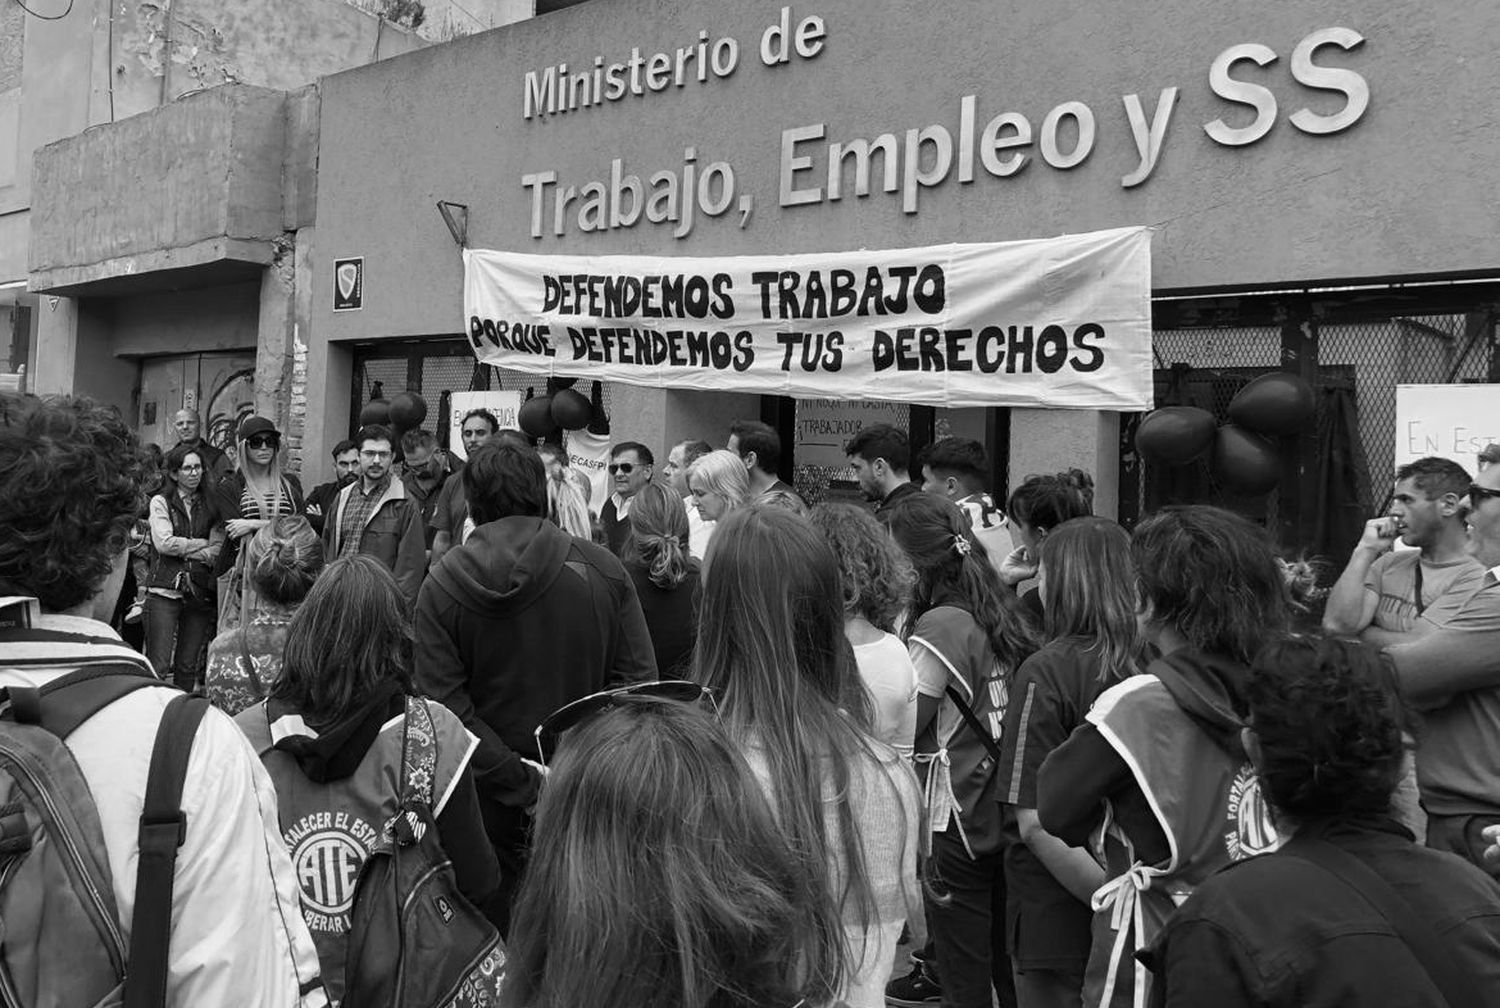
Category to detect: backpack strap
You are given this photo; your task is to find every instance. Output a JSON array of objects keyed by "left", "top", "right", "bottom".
[
  {"left": 124, "top": 692, "right": 211, "bottom": 1008},
  {"left": 399, "top": 696, "right": 438, "bottom": 809},
  {"left": 1, "top": 664, "right": 163, "bottom": 739},
  {"left": 944, "top": 684, "right": 1003, "bottom": 764},
  {"left": 1280, "top": 836, "right": 1480, "bottom": 1008}
]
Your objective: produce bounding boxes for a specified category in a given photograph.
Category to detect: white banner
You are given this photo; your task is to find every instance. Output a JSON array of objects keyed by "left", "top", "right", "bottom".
[
  {"left": 462, "top": 227, "right": 1153, "bottom": 410},
  {"left": 447, "top": 390, "right": 522, "bottom": 460},
  {"left": 1395, "top": 384, "right": 1500, "bottom": 472}
]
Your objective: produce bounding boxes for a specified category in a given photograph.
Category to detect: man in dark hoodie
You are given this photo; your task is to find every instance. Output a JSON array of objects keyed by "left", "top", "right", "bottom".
[
  {"left": 415, "top": 438, "right": 656, "bottom": 934},
  {"left": 1037, "top": 506, "right": 1291, "bottom": 1008}
]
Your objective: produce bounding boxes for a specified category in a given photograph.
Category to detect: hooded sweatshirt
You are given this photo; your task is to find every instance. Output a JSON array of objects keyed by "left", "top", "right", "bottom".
[
  {"left": 236, "top": 687, "right": 497, "bottom": 1007},
  {"left": 414, "top": 516, "right": 657, "bottom": 810},
  {"left": 1038, "top": 649, "right": 1277, "bottom": 1008}
]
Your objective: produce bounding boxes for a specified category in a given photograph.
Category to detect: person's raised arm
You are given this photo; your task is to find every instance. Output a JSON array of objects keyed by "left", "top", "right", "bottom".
[{"left": 1322, "top": 518, "right": 1395, "bottom": 635}]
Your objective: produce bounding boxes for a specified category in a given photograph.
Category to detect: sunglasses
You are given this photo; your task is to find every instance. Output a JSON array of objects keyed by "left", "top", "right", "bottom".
[
  {"left": 246, "top": 436, "right": 279, "bottom": 449},
  {"left": 534, "top": 680, "right": 715, "bottom": 764},
  {"left": 1470, "top": 484, "right": 1500, "bottom": 508},
  {"left": 607, "top": 462, "right": 644, "bottom": 475}
]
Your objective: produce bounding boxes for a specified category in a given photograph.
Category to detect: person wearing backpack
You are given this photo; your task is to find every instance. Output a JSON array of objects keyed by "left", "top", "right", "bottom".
[
  {"left": 237, "top": 554, "right": 499, "bottom": 1007},
  {"left": 882, "top": 493, "right": 1043, "bottom": 1008},
  {"left": 0, "top": 392, "right": 325, "bottom": 1008}
]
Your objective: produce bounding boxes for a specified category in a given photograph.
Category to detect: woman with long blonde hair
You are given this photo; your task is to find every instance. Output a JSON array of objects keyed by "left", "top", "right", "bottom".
[
  {"left": 623, "top": 482, "right": 699, "bottom": 678},
  {"left": 210, "top": 416, "right": 304, "bottom": 626},
  {"left": 693, "top": 506, "right": 923, "bottom": 1008},
  {"left": 995, "top": 516, "right": 1148, "bottom": 1007}
]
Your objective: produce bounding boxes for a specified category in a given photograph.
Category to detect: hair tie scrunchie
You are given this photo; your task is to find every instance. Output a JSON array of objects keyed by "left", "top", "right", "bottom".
[{"left": 952, "top": 534, "right": 972, "bottom": 558}]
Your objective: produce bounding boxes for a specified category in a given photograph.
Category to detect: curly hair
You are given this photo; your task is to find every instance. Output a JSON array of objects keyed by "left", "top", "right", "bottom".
[
  {"left": 0, "top": 394, "right": 146, "bottom": 612},
  {"left": 1247, "top": 637, "right": 1405, "bottom": 820},
  {"left": 808, "top": 502, "right": 914, "bottom": 633},
  {"left": 1132, "top": 506, "right": 1291, "bottom": 666}
]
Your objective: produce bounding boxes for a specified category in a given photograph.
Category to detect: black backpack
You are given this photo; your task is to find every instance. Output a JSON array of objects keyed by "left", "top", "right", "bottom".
[
  {"left": 342, "top": 696, "right": 506, "bottom": 1007},
  {"left": 0, "top": 663, "right": 209, "bottom": 1008}
]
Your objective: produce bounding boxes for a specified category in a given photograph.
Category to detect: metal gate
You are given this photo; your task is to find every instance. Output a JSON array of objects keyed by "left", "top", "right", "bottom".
[{"left": 1119, "top": 285, "right": 1500, "bottom": 568}]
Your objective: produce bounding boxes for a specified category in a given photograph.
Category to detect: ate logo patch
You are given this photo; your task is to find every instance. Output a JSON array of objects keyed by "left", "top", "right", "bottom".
[
  {"left": 284, "top": 810, "right": 382, "bottom": 929},
  {"left": 1224, "top": 764, "right": 1278, "bottom": 861}
]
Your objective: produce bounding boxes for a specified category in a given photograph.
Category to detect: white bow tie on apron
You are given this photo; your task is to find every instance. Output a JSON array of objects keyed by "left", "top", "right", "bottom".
[
  {"left": 912, "top": 747, "right": 975, "bottom": 859},
  {"left": 1090, "top": 861, "right": 1179, "bottom": 1008}
]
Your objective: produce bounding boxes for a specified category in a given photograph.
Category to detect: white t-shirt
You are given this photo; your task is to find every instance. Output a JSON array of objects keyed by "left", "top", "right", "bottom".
[{"left": 851, "top": 631, "right": 919, "bottom": 757}]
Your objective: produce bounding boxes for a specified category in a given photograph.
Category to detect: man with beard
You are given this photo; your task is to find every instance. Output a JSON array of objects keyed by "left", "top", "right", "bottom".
[
  {"left": 431, "top": 408, "right": 499, "bottom": 569},
  {"left": 303, "top": 439, "right": 358, "bottom": 536},
  {"left": 1324, "top": 457, "right": 1483, "bottom": 644},
  {"left": 845, "top": 423, "right": 920, "bottom": 516},
  {"left": 324, "top": 424, "right": 425, "bottom": 606},
  {"left": 1387, "top": 460, "right": 1500, "bottom": 874},
  {"left": 400, "top": 428, "right": 462, "bottom": 552}
]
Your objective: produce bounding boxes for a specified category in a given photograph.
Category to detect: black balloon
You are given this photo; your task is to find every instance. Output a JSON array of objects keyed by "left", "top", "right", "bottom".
[
  {"left": 519, "top": 394, "right": 559, "bottom": 438},
  {"left": 1227, "top": 373, "right": 1315, "bottom": 437},
  {"left": 388, "top": 391, "right": 428, "bottom": 431},
  {"left": 550, "top": 388, "right": 592, "bottom": 430},
  {"left": 1134, "top": 406, "right": 1217, "bottom": 465},
  {"left": 359, "top": 398, "right": 391, "bottom": 427},
  {"left": 1210, "top": 425, "right": 1281, "bottom": 495}
]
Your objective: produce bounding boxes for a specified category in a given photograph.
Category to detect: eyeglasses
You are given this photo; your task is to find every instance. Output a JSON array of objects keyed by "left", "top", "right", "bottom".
[
  {"left": 607, "top": 462, "right": 644, "bottom": 475},
  {"left": 246, "top": 436, "right": 279, "bottom": 449},
  {"left": 1470, "top": 484, "right": 1500, "bottom": 508},
  {"left": 534, "top": 680, "right": 714, "bottom": 765},
  {"left": 360, "top": 449, "right": 392, "bottom": 460},
  {"left": 178, "top": 464, "right": 203, "bottom": 473}
]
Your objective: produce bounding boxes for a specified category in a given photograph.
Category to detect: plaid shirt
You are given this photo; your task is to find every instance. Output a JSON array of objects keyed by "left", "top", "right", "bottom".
[{"left": 338, "top": 473, "right": 391, "bottom": 558}]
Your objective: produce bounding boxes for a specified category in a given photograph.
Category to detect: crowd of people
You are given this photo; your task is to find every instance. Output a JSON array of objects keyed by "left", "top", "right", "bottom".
[{"left": 2, "top": 391, "right": 1499, "bottom": 1008}]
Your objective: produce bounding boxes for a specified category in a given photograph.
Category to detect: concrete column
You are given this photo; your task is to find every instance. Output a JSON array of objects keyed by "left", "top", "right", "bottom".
[
  {"left": 32, "top": 294, "right": 78, "bottom": 395},
  {"left": 255, "top": 235, "right": 298, "bottom": 459},
  {"left": 300, "top": 330, "right": 354, "bottom": 487},
  {"left": 1009, "top": 409, "right": 1120, "bottom": 520},
  {"left": 664, "top": 389, "right": 761, "bottom": 450}
]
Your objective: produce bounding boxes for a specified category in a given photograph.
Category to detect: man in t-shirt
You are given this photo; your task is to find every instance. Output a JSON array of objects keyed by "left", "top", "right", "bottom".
[
  {"left": 727, "top": 419, "right": 800, "bottom": 500},
  {"left": 919, "top": 437, "right": 1010, "bottom": 566},
  {"left": 400, "top": 427, "right": 462, "bottom": 551},
  {"left": 1386, "top": 461, "right": 1500, "bottom": 875},
  {"left": 1323, "top": 457, "right": 1484, "bottom": 646}
]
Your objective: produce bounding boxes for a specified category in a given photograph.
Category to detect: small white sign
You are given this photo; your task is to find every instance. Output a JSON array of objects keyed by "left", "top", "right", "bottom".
[
  {"left": 447, "top": 390, "right": 522, "bottom": 460},
  {"left": 1394, "top": 384, "right": 1500, "bottom": 473}
]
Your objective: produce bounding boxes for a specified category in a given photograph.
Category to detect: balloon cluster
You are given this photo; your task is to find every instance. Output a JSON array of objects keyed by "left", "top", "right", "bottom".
[
  {"left": 1134, "top": 373, "right": 1315, "bottom": 496},
  {"left": 519, "top": 378, "right": 594, "bottom": 438},
  {"left": 359, "top": 390, "right": 428, "bottom": 435}
]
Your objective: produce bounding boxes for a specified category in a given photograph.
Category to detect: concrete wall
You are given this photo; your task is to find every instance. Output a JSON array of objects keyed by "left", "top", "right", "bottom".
[
  {"left": 0, "top": 0, "right": 424, "bottom": 287},
  {"left": 313, "top": 0, "right": 1500, "bottom": 353},
  {"left": 29, "top": 85, "right": 289, "bottom": 286},
  {"left": 111, "top": 283, "right": 262, "bottom": 356}
]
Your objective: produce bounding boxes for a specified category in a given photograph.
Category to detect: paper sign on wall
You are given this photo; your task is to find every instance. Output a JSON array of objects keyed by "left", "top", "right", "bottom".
[
  {"left": 447, "top": 390, "right": 522, "bottom": 460},
  {"left": 462, "top": 227, "right": 1153, "bottom": 410},
  {"left": 1394, "top": 384, "right": 1500, "bottom": 473}
]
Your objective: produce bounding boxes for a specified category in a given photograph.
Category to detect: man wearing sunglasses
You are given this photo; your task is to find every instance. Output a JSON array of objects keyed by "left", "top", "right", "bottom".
[
  {"left": 416, "top": 439, "right": 656, "bottom": 933},
  {"left": 1386, "top": 462, "right": 1500, "bottom": 875},
  {"left": 599, "top": 441, "right": 654, "bottom": 556}
]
